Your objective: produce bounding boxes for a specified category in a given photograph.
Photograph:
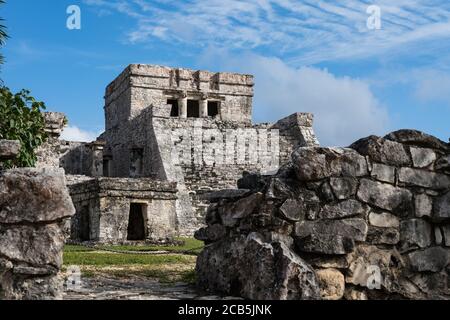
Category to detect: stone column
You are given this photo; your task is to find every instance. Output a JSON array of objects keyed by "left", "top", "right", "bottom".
[
  {"left": 179, "top": 97, "right": 187, "bottom": 119},
  {"left": 200, "top": 98, "right": 208, "bottom": 118},
  {"left": 0, "top": 168, "right": 75, "bottom": 300},
  {"left": 89, "top": 141, "right": 105, "bottom": 177}
]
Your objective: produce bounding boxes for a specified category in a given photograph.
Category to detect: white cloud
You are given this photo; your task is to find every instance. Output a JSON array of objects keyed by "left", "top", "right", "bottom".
[
  {"left": 84, "top": 0, "right": 450, "bottom": 65},
  {"left": 201, "top": 52, "right": 389, "bottom": 146},
  {"left": 61, "top": 126, "right": 100, "bottom": 142}
]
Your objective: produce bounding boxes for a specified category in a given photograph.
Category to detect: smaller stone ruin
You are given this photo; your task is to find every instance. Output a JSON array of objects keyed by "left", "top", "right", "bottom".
[
  {"left": 0, "top": 140, "right": 75, "bottom": 300},
  {"left": 195, "top": 130, "right": 450, "bottom": 300}
]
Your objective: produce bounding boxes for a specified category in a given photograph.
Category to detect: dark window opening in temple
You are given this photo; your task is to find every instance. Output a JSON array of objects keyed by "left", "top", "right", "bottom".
[
  {"left": 167, "top": 99, "right": 179, "bottom": 117},
  {"left": 187, "top": 100, "right": 200, "bottom": 118},
  {"left": 127, "top": 203, "right": 146, "bottom": 240},
  {"left": 103, "top": 158, "right": 111, "bottom": 177},
  {"left": 79, "top": 205, "right": 90, "bottom": 241},
  {"left": 208, "top": 101, "right": 219, "bottom": 117}
]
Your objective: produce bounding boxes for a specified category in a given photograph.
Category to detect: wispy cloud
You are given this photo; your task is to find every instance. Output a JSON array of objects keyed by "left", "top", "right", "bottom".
[
  {"left": 200, "top": 51, "right": 389, "bottom": 146},
  {"left": 61, "top": 125, "right": 100, "bottom": 142},
  {"left": 83, "top": 0, "right": 450, "bottom": 65}
]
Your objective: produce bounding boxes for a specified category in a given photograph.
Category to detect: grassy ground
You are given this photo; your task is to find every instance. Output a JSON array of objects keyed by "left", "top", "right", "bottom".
[{"left": 63, "top": 238, "right": 203, "bottom": 284}]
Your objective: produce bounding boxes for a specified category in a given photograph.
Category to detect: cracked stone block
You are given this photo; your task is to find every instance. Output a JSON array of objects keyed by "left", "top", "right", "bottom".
[
  {"left": 279, "top": 199, "right": 303, "bottom": 222},
  {"left": 329, "top": 177, "right": 358, "bottom": 200},
  {"left": 318, "top": 199, "right": 368, "bottom": 220},
  {"left": 368, "top": 211, "right": 399, "bottom": 228},
  {"left": 435, "top": 226, "right": 443, "bottom": 245},
  {"left": 415, "top": 193, "right": 433, "bottom": 218},
  {"left": 433, "top": 191, "right": 450, "bottom": 222},
  {"left": 400, "top": 219, "right": 432, "bottom": 250},
  {"left": 295, "top": 233, "right": 355, "bottom": 255},
  {"left": 0, "top": 140, "right": 20, "bottom": 160},
  {"left": 384, "top": 129, "right": 448, "bottom": 151},
  {"left": 0, "top": 168, "right": 75, "bottom": 223},
  {"left": 371, "top": 163, "right": 395, "bottom": 184},
  {"left": 350, "top": 135, "right": 411, "bottom": 167},
  {"left": 194, "top": 224, "right": 227, "bottom": 243},
  {"left": 408, "top": 247, "right": 450, "bottom": 272},
  {"left": 442, "top": 225, "right": 450, "bottom": 247},
  {"left": 295, "top": 218, "right": 368, "bottom": 243},
  {"left": 357, "top": 179, "right": 413, "bottom": 215},
  {"left": 292, "top": 147, "right": 367, "bottom": 181},
  {"left": 367, "top": 226, "right": 400, "bottom": 245},
  {"left": 410, "top": 147, "right": 436, "bottom": 168},
  {"left": 218, "top": 192, "right": 263, "bottom": 227},
  {"left": 398, "top": 167, "right": 450, "bottom": 190}
]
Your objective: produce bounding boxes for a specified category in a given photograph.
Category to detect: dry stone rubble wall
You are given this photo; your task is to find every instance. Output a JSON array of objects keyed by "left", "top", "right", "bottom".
[{"left": 195, "top": 129, "right": 450, "bottom": 300}]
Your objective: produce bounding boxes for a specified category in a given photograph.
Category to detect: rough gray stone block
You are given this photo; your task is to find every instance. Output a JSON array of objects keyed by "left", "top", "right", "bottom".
[
  {"left": 0, "top": 168, "right": 75, "bottom": 223},
  {"left": 329, "top": 177, "right": 358, "bottom": 200},
  {"left": 433, "top": 191, "right": 450, "bottom": 222},
  {"left": 295, "top": 233, "right": 355, "bottom": 255},
  {"left": 318, "top": 199, "right": 368, "bottom": 220},
  {"left": 398, "top": 167, "right": 450, "bottom": 190},
  {"left": 400, "top": 219, "right": 432, "bottom": 250},
  {"left": 370, "top": 163, "right": 395, "bottom": 184},
  {"left": 357, "top": 179, "right": 413, "bottom": 215},
  {"left": 295, "top": 218, "right": 368, "bottom": 242},
  {"left": 368, "top": 211, "right": 399, "bottom": 228},
  {"left": 0, "top": 140, "right": 20, "bottom": 160},
  {"left": 279, "top": 199, "right": 303, "bottom": 222},
  {"left": 410, "top": 147, "right": 436, "bottom": 168},
  {"left": 196, "top": 233, "right": 320, "bottom": 300},
  {"left": 408, "top": 247, "right": 450, "bottom": 272},
  {"left": 384, "top": 129, "right": 448, "bottom": 151},
  {"left": 415, "top": 193, "right": 433, "bottom": 218},
  {"left": 367, "top": 226, "right": 400, "bottom": 245},
  {"left": 292, "top": 147, "right": 367, "bottom": 181},
  {"left": 350, "top": 135, "right": 411, "bottom": 166}
]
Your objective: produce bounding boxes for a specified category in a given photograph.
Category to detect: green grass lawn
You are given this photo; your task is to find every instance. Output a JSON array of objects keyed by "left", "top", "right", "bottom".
[{"left": 63, "top": 238, "right": 203, "bottom": 284}]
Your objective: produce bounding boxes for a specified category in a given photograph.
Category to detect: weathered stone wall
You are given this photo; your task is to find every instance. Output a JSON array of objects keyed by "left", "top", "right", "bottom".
[
  {"left": 68, "top": 178, "right": 178, "bottom": 243},
  {"left": 35, "top": 112, "right": 103, "bottom": 177},
  {"left": 102, "top": 93, "right": 319, "bottom": 235},
  {"left": 0, "top": 140, "right": 75, "bottom": 300},
  {"left": 195, "top": 130, "right": 450, "bottom": 300},
  {"left": 105, "top": 64, "right": 254, "bottom": 126},
  {"left": 151, "top": 112, "right": 318, "bottom": 233}
]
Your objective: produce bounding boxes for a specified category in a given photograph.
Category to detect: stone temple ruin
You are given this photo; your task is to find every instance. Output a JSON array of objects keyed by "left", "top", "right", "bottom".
[
  {"left": 36, "top": 64, "right": 319, "bottom": 243},
  {"left": 0, "top": 64, "right": 449, "bottom": 300}
]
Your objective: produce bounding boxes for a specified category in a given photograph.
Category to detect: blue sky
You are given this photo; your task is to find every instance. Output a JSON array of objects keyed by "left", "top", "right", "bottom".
[{"left": 1, "top": 0, "right": 449, "bottom": 146}]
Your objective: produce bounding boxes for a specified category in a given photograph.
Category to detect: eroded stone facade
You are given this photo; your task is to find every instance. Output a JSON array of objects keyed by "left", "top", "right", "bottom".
[{"left": 60, "top": 64, "right": 318, "bottom": 241}]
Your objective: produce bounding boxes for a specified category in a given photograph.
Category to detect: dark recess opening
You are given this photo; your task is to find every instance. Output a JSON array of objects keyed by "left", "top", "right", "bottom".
[
  {"left": 79, "top": 206, "right": 90, "bottom": 241},
  {"left": 187, "top": 100, "right": 200, "bottom": 118},
  {"left": 103, "top": 158, "right": 110, "bottom": 177},
  {"left": 208, "top": 101, "right": 219, "bottom": 117},
  {"left": 167, "top": 99, "right": 179, "bottom": 117},
  {"left": 127, "top": 203, "right": 146, "bottom": 240}
]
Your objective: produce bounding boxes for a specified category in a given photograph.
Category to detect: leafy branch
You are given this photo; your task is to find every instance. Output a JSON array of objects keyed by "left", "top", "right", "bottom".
[{"left": 0, "top": 87, "right": 48, "bottom": 168}]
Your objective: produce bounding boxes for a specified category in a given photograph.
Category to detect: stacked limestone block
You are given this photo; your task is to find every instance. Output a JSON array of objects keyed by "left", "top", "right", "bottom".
[
  {"left": 195, "top": 130, "right": 450, "bottom": 300},
  {"left": 0, "top": 140, "right": 75, "bottom": 300}
]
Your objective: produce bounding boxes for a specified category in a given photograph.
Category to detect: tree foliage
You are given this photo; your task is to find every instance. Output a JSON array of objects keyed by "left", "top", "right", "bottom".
[
  {"left": 0, "top": 87, "right": 48, "bottom": 168},
  {"left": 0, "top": 0, "right": 7, "bottom": 65}
]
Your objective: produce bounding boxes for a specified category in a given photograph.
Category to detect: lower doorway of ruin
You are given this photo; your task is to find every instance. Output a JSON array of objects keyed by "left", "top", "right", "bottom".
[{"left": 127, "top": 203, "right": 147, "bottom": 241}]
